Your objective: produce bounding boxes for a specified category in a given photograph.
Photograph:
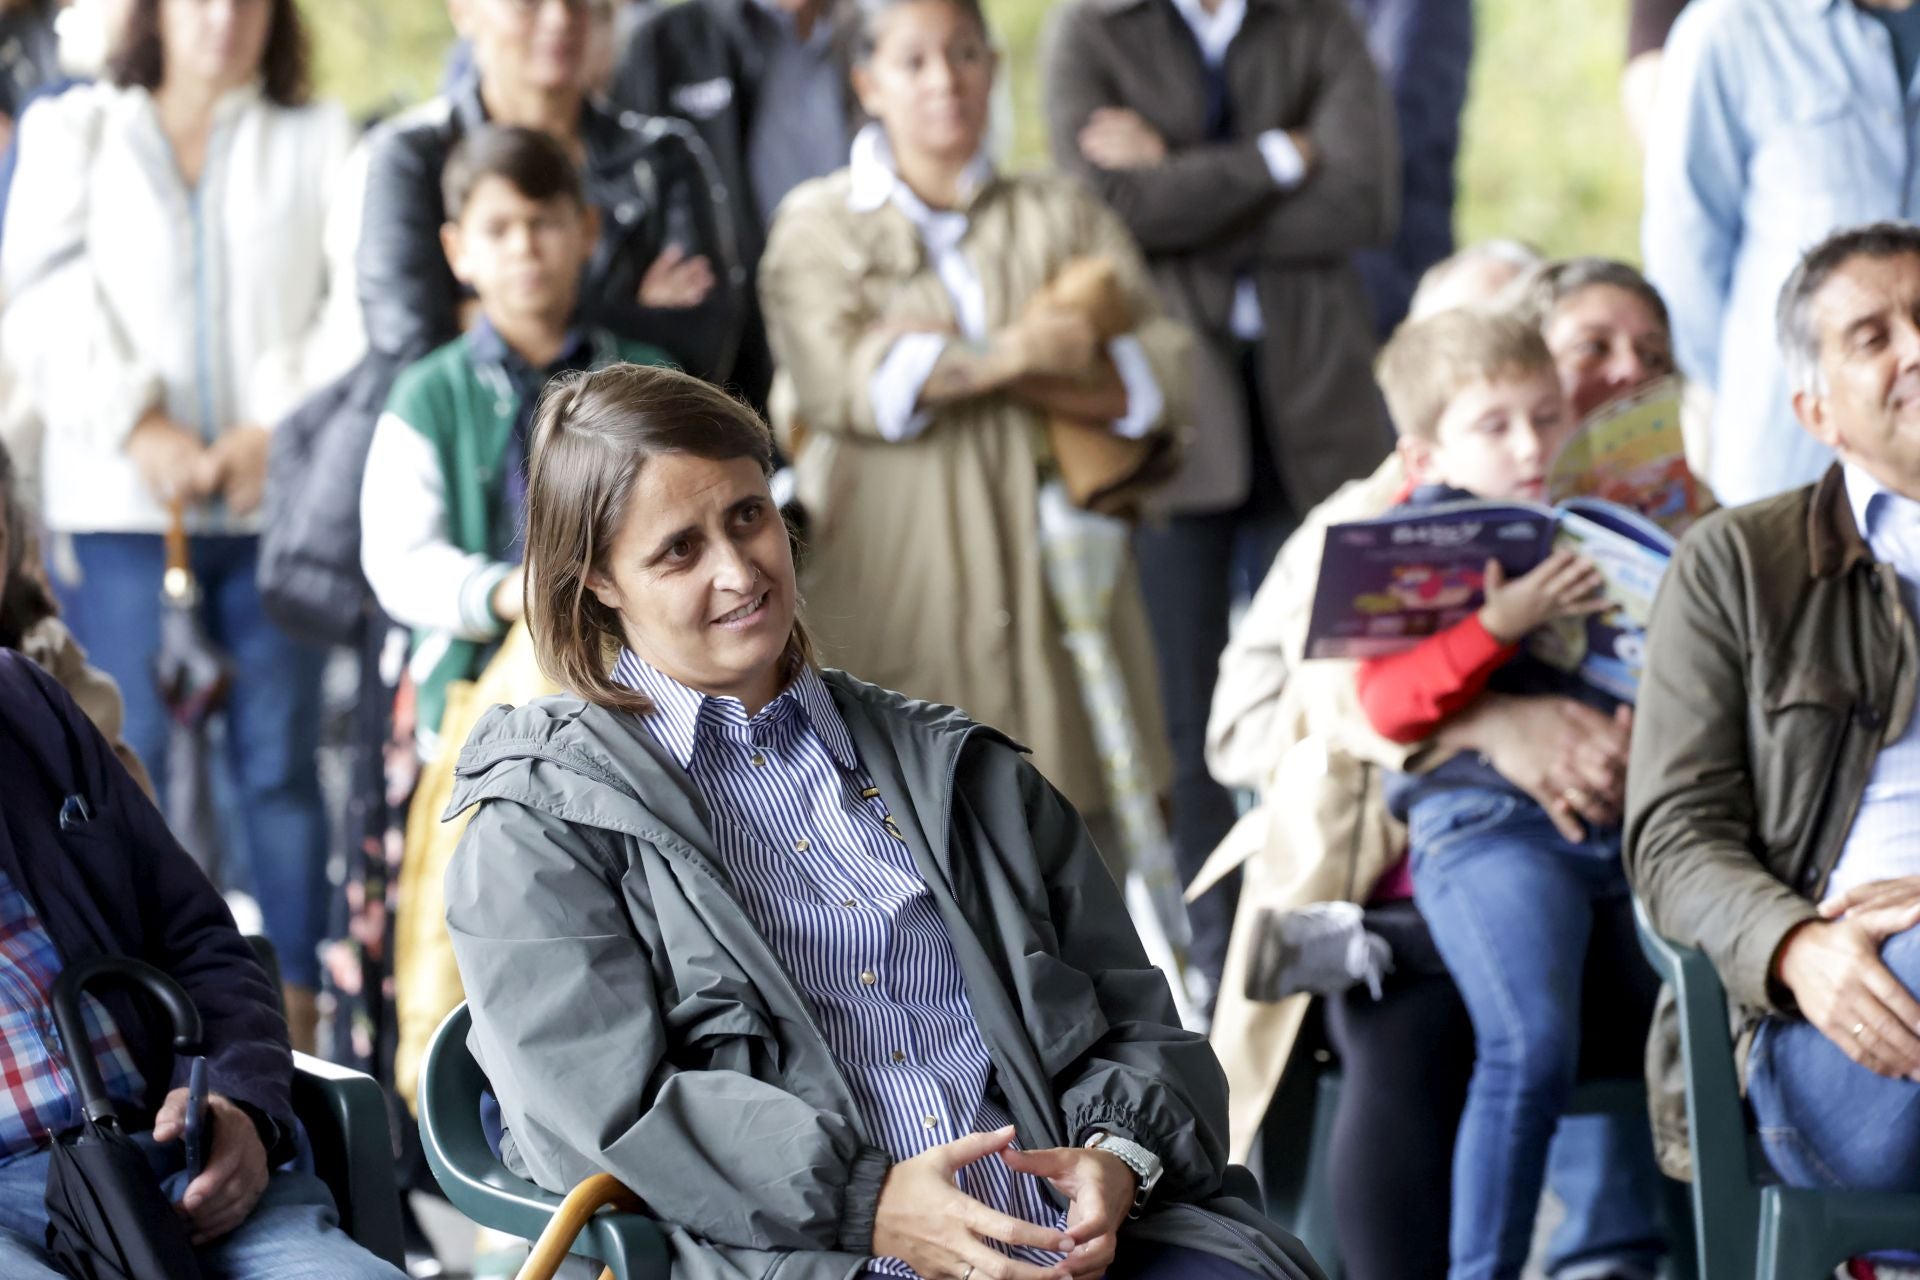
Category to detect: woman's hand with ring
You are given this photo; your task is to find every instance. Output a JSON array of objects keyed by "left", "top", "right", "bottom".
[{"left": 871, "top": 1126, "right": 1075, "bottom": 1280}]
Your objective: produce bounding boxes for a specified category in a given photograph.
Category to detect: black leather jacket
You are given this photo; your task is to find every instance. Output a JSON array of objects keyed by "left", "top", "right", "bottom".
[
  {"left": 262, "top": 75, "right": 747, "bottom": 644},
  {"left": 356, "top": 70, "right": 747, "bottom": 380}
]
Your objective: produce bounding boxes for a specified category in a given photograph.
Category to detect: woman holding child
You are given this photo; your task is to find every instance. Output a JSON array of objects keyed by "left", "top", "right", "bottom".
[
  {"left": 755, "top": 0, "right": 1187, "bottom": 847},
  {"left": 0, "top": 0, "right": 358, "bottom": 1046},
  {"left": 445, "top": 363, "right": 1320, "bottom": 1280},
  {"left": 1204, "top": 254, "right": 1683, "bottom": 1280}
]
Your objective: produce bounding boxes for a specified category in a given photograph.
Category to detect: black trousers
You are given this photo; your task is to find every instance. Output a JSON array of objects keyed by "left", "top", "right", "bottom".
[
  {"left": 1133, "top": 351, "right": 1293, "bottom": 993},
  {"left": 1321, "top": 898, "right": 1663, "bottom": 1280}
]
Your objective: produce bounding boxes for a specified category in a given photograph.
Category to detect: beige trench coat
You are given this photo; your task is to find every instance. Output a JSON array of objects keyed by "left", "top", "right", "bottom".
[
  {"left": 1197, "top": 452, "right": 1444, "bottom": 1160},
  {"left": 758, "top": 169, "right": 1185, "bottom": 817}
]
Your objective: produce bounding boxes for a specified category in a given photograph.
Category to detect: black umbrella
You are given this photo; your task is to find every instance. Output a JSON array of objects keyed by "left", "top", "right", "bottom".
[
  {"left": 44, "top": 954, "right": 208, "bottom": 1280},
  {"left": 150, "top": 500, "right": 231, "bottom": 883}
]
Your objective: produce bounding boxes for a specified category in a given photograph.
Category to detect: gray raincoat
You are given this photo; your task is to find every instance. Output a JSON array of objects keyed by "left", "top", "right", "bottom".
[{"left": 444, "top": 668, "right": 1323, "bottom": 1280}]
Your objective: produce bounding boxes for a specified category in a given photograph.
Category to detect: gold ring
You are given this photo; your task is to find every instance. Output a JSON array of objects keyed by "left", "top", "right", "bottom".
[{"left": 1561, "top": 787, "right": 1584, "bottom": 808}]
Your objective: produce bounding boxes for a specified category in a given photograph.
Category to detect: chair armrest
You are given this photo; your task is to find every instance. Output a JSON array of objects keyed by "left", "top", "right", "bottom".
[{"left": 292, "top": 1051, "right": 407, "bottom": 1269}]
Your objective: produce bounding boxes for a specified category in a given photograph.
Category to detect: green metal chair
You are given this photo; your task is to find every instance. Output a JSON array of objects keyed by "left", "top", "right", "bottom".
[
  {"left": 416, "top": 1002, "right": 671, "bottom": 1279},
  {"left": 1633, "top": 899, "right": 1920, "bottom": 1279}
]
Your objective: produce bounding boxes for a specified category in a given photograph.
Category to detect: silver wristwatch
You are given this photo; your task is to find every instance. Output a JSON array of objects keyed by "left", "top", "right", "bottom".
[{"left": 1084, "top": 1130, "right": 1164, "bottom": 1213}]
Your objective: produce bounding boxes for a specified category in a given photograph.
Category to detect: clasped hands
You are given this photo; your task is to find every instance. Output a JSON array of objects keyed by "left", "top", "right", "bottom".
[
  {"left": 125, "top": 412, "right": 271, "bottom": 515},
  {"left": 871, "top": 1125, "right": 1137, "bottom": 1280}
]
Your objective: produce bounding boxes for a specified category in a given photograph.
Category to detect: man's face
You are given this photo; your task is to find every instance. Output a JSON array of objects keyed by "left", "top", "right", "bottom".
[{"left": 1795, "top": 251, "right": 1920, "bottom": 498}]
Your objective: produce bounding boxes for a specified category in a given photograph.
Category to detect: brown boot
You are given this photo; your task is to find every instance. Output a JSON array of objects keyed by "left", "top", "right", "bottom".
[{"left": 281, "top": 983, "right": 319, "bottom": 1056}]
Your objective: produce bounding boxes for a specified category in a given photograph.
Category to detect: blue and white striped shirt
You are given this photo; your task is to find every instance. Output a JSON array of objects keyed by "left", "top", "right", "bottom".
[{"left": 613, "top": 652, "right": 1070, "bottom": 1274}]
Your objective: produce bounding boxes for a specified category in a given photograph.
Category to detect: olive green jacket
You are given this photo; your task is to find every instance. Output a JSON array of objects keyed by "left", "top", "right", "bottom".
[{"left": 1625, "top": 464, "right": 1917, "bottom": 1177}]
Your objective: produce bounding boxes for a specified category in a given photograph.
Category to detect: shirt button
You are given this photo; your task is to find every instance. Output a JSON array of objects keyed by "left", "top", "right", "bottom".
[
  {"left": 860, "top": 970, "right": 877, "bottom": 986},
  {"left": 841, "top": 898, "right": 857, "bottom": 909},
  {"left": 922, "top": 1114, "right": 939, "bottom": 1130},
  {"left": 750, "top": 752, "right": 766, "bottom": 767},
  {"left": 794, "top": 838, "right": 811, "bottom": 853},
  {"left": 891, "top": 1048, "right": 907, "bottom": 1064},
  {"left": 993, "top": 609, "right": 1012, "bottom": 628}
]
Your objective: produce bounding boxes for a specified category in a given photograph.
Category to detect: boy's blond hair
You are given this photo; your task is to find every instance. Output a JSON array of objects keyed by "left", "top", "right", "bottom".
[{"left": 1375, "top": 308, "right": 1556, "bottom": 441}]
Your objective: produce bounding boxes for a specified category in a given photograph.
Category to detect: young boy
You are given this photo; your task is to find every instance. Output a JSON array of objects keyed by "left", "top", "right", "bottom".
[
  {"left": 360, "top": 125, "right": 671, "bottom": 758},
  {"left": 1355, "top": 308, "right": 1660, "bottom": 1280}
]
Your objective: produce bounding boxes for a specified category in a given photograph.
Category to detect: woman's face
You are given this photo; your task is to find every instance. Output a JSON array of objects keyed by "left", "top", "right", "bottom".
[
  {"left": 454, "top": 0, "right": 595, "bottom": 97},
  {"left": 851, "top": 0, "right": 996, "bottom": 169},
  {"left": 585, "top": 453, "right": 798, "bottom": 712},
  {"left": 157, "top": 0, "right": 273, "bottom": 95},
  {"left": 1544, "top": 282, "right": 1677, "bottom": 421}
]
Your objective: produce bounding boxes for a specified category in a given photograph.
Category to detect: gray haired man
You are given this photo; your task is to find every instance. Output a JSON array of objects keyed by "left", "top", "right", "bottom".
[{"left": 1626, "top": 221, "right": 1920, "bottom": 1190}]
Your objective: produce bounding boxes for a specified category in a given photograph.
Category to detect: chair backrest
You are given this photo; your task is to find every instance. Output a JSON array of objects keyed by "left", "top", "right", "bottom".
[
  {"left": 1632, "top": 900, "right": 1761, "bottom": 1280},
  {"left": 418, "top": 1002, "right": 576, "bottom": 1244}
]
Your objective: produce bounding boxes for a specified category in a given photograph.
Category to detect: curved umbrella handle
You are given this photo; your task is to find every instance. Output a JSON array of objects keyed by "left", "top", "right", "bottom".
[{"left": 51, "top": 954, "right": 206, "bottom": 1123}]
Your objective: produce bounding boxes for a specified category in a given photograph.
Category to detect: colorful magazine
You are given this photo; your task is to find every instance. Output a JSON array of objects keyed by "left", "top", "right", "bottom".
[
  {"left": 1547, "top": 376, "right": 1698, "bottom": 535},
  {"left": 1304, "top": 496, "right": 1675, "bottom": 701}
]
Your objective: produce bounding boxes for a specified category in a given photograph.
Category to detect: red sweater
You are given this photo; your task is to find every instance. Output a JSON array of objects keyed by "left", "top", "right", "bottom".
[{"left": 1356, "top": 613, "right": 1520, "bottom": 745}]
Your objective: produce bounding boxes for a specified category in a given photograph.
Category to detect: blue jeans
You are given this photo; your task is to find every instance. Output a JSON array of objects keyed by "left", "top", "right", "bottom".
[
  {"left": 1409, "top": 787, "right": 1665, "bottom": 1280},
  {"left": 51, "top": 532, "right": 329, "bottom": 988},
  {"left": 1748, "top": 925, "right": 1920, "bottom": 1190},
  {"left": 0, "top": 1132, "right": 403, "bottom": 1278}
]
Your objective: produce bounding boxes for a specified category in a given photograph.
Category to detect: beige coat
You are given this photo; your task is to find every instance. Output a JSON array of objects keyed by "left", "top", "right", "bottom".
[
  {"left": 758, "top": 169, "right": 1185, "bottom": 816},
  {"left": 1198, "top": 452, "right": 1439, "bottom": 1160}
]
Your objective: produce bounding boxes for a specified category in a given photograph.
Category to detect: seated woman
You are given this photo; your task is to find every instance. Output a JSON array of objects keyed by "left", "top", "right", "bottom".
[
  {"left": 444, "top": 364, "right": 1321, "bottom": 1280},
  {"left": 1205, "top": 254, "right": 1682, "bottom": 1280}
]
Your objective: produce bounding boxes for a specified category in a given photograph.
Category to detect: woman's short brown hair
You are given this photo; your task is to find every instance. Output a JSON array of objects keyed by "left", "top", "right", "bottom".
[
  {"left": 108, "top": 0, "right": 311, "bottom": 108},
  {"left": 524, "top": 362, "right": 814, "bottom": 714}
]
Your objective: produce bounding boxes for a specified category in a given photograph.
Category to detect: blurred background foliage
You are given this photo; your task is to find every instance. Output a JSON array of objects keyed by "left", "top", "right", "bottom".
[{"left": 298, "top": 0, "right": 1643, "bottom": 262}]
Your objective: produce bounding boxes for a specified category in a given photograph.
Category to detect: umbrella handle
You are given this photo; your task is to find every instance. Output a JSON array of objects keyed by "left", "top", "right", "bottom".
[
  {"left": 51, "top": 955, "right": 206, "bottom": 1123},
  {"left": 163, "top": 499, "right": 195, "bottom": 604}
]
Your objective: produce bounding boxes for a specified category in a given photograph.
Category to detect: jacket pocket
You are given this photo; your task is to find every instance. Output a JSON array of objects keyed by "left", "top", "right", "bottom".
[{"left": 1755, "top": 669, "right": 1858, "bottom": 886}]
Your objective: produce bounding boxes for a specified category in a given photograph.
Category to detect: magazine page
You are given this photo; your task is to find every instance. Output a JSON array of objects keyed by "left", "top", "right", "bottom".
[
  {"left": 1547, "top": 375, "right": 1699, "bottom": 535},
  {"left": 1305, "top": 502, "right": 1556, "bottom": 660},
  {"left": 1527, "top": 500, "right": 1675, "bottom": 702}
]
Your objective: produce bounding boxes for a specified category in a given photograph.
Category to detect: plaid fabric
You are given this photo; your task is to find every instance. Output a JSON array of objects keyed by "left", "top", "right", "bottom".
[{"left": 0, "top": 866, "right": 144, "bottom": 1162}]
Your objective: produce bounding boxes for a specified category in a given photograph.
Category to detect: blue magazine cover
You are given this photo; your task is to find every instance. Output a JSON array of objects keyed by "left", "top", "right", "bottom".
[{"left": 1305, "top": 496, "right": 1675, "bottom": 701}]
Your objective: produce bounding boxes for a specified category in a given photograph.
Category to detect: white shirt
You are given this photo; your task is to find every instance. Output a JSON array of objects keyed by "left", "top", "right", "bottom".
[
  {"left": 1828, "top": 462, "right": 1920, "bottom": 899},
  {"left": 0, "top": 81, "right": 362, "bottom": 535},
  {"left": 1165, "top": 0, "right": 1308, "bottom": 342},
  {"left": 847, "top": 124, "right": 1164, "bottom": 443}
]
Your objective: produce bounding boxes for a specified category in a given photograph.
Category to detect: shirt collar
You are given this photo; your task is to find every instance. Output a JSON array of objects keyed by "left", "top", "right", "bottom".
[
  {"left": 612, "top": 650, "right": 859, "bottom": 772},
  {"left": 467, "top": 317, "right": 594, "bottom": 380},
  {"left": 1166, "top": 0, "right": 1248, "bottom": 61},
  {"left": 846, "top": 121, "right": 993, "bottom": 218},
  {"left": 1843, "top": 459, "right": 1920, "bottom": 565}
]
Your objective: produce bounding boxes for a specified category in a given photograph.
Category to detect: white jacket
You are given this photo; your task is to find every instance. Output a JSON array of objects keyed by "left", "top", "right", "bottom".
[{"left": 0, "top": 80, "right": 362, "bottom": 535}]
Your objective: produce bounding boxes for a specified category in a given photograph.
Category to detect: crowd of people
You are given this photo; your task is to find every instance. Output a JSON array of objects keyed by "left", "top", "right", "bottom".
[{"left": 0, "top": 0, "right": 1913, "bottom": 1276}]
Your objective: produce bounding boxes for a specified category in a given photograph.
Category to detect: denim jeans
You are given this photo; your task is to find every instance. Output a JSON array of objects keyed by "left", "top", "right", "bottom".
[
  {"left": 1748, "top": 924, "right": 1920, "bottom": 1191},
  {"left": 0, "top": 1132, "right": 404, "bottom": 1278},
  {"left": 1408, "top": 787, "right": 1665, "bottom": 1280},
  {"left": 50, "top": 532, "right": 329, "bottom": 988}
]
